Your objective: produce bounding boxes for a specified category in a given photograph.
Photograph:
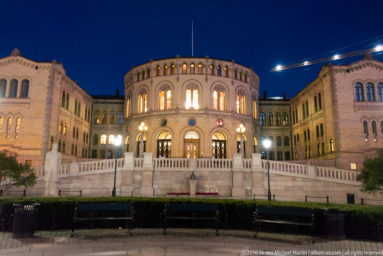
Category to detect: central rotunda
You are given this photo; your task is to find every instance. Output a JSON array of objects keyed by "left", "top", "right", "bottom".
[{"left": 123, "top": 57, "right": 260, "bottom": 158}]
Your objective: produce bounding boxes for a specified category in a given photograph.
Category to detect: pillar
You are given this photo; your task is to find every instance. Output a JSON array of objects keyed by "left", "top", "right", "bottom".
[
  {"left": 140, "top": 152, "right": 154, "bottom": 196},
  {"left": 231, "top": 153, "right": 246, "bottom": 197}
]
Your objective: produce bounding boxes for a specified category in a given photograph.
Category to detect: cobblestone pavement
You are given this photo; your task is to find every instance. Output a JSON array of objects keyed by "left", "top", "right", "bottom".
[{"left": 0, "top": 229, "right": 382, "bottom": 256}]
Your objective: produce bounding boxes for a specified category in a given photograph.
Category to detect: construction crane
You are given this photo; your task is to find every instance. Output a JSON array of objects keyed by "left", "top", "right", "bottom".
[{"left": 271, "top": 44, "right": 383, "bottom": 72}]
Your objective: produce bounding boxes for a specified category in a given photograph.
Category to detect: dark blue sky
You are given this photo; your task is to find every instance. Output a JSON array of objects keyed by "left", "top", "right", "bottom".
[{"left": 1, "top": 0, "right": 383, "bottom": 97}]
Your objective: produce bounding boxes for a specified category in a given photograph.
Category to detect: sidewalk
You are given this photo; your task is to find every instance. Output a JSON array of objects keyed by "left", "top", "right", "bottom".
[{"left": 0, "top": 228, "right": 382, "bottom": 256}]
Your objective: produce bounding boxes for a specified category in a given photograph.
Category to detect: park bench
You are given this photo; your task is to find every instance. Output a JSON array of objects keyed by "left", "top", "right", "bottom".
[
  {"left": 71, "top": 202, "right": 135, "bottom": 237},
  {"left": 161, "top": 203, "right": 220, "bottom": 236},
  {"left": 253, "top": 205, "right": 315, "bottom": 242}
]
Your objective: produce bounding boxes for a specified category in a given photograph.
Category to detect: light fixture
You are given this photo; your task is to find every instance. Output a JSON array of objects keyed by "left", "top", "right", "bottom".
[
  {"left": 332, "top": 54, "right": 340, "bottom": 60},
  {"left": 374, "top": 44, "right": 383, "bottom": 52},
  {"left": 303, "top": 61, "right": 310, "bottom": 66},
  {"left": 275, "top": 64, "right": 283, "bottom": 71},
  {"left": 263, "top": 138, "right": 272, "bottom": 149},
  {"left": 236, "top": 123, "right": 246, "bottom": 133}
]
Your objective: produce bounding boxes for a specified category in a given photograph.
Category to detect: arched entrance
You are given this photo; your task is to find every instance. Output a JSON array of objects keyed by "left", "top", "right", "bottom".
[
  {"left": 136, "top": 133, "right": 146, "bottom": 157},
  {"left": 184, "top": 131, "right": 200, "bottom": 158},
  {"left": 212, "top": 132, "right": 226, "bottom": 158},
  {"left": 157, "top": 131, "right": 171, "bottom": 158}
]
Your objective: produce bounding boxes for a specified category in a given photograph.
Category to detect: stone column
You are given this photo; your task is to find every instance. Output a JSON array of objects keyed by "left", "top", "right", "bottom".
[
  {"left": 251, "top": 153, "right": 266, "bottom": 196},
  {"left": 140, "top": 152, "right": 154, "bottom": 196},
  {"left": 120, "top": 152, "right": 134, "bottom": 194},
  {"left": 231, "top": 153, "right": 246, "bottom": 197},
  {"left": 307, "top": 165, "right": 316, "bottom": 179}
]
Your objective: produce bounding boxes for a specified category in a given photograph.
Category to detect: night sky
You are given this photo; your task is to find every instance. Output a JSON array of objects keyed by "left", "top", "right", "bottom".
[{"left": 1, "top": 0, "right": 383, "bottom": 97}]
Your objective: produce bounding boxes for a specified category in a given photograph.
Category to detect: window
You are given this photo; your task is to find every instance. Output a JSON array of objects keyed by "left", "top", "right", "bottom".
[
  {"left": 76, "top": 128, "right": 79, "bottom": 139},
  {"left": 260, "top": 112, "right": 265, "bottom": 126},
  {"left": 282, "top": 112, "right": 288, "bottom": 126},
  {"left": 318, "top": 93, "right": 322, "bottom": 109},
  {"left": 0, "top": 117, "right": 3, "bottom": 131},
  {"left": 100, "top": 135, "right": 107, "bottom": 144},
  {"left": 159, "top": 87, "right": 172, "bottom": 110},
  {"left": 305, "top": 101, "right": 309, "bottom": 117},
  {"left": 102, "top": 111, "right": 107, "bottom": 124},
  {"left": 284, "top": 136, "right": 289, "bottom": 146},
  {"left": 9, "top": 79, "right": 18, "bottom": 98},
  {"left": 363, "top": 121, "right": 368, "bottom": 137},
  {"left": 320, "top": 123, "right": 324, "bottom": 136},
  {"left": 277, "top": 151, "right": 283, "bottom": 160},
  {"left": 185, "top": 86, "right": 199, "bottom": 109},
  {"left": 110, "top": 111, "right": 115, "bottom": 124},
  {"left": 182, "top": 63, "right": 187, "bottom": 74},
  {"left": 244, "top": 73, "right": 248, "bottom": 82},
  {"left": 213, "top": 87, "right": 225, "bottom": 111},
  {"left": 19, "top": 80, "right": 29, "bottom": 98},
  {"left": 304, "top": 130, "right": 307, "bottom": 142},
  {"left": 63, "top": 123, "right": 67, "bottom": 134},
  {"left": 66, "top": 93, "right": 69, "bottom": 110},
  {"left": 93, "top": 135, "right": 98, "bottom": 145},
  {"left": 234, "top": 70, "right": 238, "bottom": 79},
  {"left": 284, "top": 151, "right": 290, "bottom": 160},
  {"left": 190, "top": 63, "right": 195, "bottom": 74},
  {"left": 157, "top": 65, "right": 161, "bottom": 76},
  {"left": 378, "top": 83, "right": 383, "bottom": 101},
  {"left": 239, "top": 71, "right": 243, "bottom": 81},
  {"left": 236, "top": 91, "right": 246, "bottom": 114},
  {"left": 7, "top": 117, "right": 12, "bottom": 131},
  {"left": 224, "top": 66, "right": 228, "bottom": 77},
  {"left": 267, "top": 112, "right": 273, "bottom": 126},
  {"left": 366, "top": 83, "right": 375, "bottom": 101},
  {"left": 355, "top": 83, "right": 363, "bottom": 101},
  {"left": 171, "top": 64, "right": 176, "bottom": 75},
  {"left": 217, "top": 65, "right": 221, "bottom": 76},
  {"left": 322, "top": 142, "right": 325, "bottom": 155},
  {"left": 0, "top": 79, "right": 6, "bottom": 98},
  {"left": 276, "top": 136, "right": 281, "bottom": 147},
  {"left": 292, "top": 110, "right": 295, "bottom": 124},
  {"left": 252, "top": 96, "right": 257, "bottom": 118},
  {"left": 59, "top": 121, "right": 63, "bottom": 134},
  {"left": 276, "top": 113, "right": 281, "bottom": 126},
  {"left": 94, "top": 111, "right": 100, "bottom": 124},
  {"left": 108, "top": 135, "right": 115, "bottom": 144},
  {"left": 209, "top": 64, "right": 214, "bottom": 75},
  {"left": 147, "top": 68, "right": 151, "bottom": 79},
  {"left": 307, "top": 129, "right": 310, "bottom": 141},
  {"left": 15, "top": 117, "right": 21, "bottom": 132},
  {"left": 314, "top": 96, "right": 318, "bottom": 112},
  {"left": 330, "top": 139, "right": 334, "bottom": 152},
  {"left": 198, "top": 63, "right": 203, "bottom": 74},
  {"left": 302, "top": 104, "right": 305, "bottom": 119},
  {"left": 126, "top": 96, "right": 131, "bottom": 118},
  {"left": 372, "top": 121, "right": 377, "bottom": 136},
  {"left": 269, "top": 151, "right": 274, "bottom": 160},
  {"left": 260, "top": 136, "right": 265, "bottom": 146},
  {"left": 138, "top": 89, "right": 148, "bottom": 113},
  {"left": 117, "top": 112, "right": 123, "bottom": 124},
  {"left": 316, "top": 125, "right": 319, "bottom": 137},
  {"left": 137, "top": 72, "right": 140, "bottom": 81},
  {"left": 164, "top": 65, "right": 169, "bottom": 75},
  {"left": 74, "top": 100, "right": 78, "bottom": 116}
]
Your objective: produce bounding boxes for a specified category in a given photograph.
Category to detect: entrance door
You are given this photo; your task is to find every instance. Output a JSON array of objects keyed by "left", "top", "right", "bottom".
[{"left": 184, "top": 139, "right": 200, "bottom": 158}]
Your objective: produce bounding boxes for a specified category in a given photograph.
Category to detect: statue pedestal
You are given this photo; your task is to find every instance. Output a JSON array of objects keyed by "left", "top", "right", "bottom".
[{"left": 190, "top": 180, "right": 197, "bottom": 197}]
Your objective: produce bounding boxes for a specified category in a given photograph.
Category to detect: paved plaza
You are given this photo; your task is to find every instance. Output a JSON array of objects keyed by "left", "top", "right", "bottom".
[{"left": 0, "top": 228, "right": 382, "bottom": 256}]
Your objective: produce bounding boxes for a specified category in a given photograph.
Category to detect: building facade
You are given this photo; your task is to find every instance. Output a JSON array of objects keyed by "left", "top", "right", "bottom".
[{"left": 123, "top": 57, "right": 260, "bottom": 159}]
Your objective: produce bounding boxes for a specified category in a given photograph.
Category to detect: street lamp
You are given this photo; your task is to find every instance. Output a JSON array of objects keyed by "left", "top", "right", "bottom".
[
  {"left": 112, "top": 135, "right": 122, "bottom": 197},
  {"left": 236, "top": 123, "right": 246, "bottom": 157},
  {"left": 138, "top": 122, "right": 148, "bottom": 157},
  {"left": 262, "top": 138, "right": 272, "bottom": 201}
]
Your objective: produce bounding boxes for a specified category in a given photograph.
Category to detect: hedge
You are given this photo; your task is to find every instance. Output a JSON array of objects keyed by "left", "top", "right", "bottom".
[{"left": 0, "top": 197, "right": 382, "bottom": 240}]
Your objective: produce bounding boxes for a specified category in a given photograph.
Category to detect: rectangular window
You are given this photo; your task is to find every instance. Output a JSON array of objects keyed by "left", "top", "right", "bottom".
[
  {"left": 305, "top": 101, "right": 309, "bottom": 117},
  {"left": 322, "top": 142, "right": 325, "bottom": 155},
  {"left": 160, "top": 90, "right": 165, "bottom": 110},
  {"left": 185, "top": 89, "right": 192, "bottom": 109},
  {"left": 219, "top": 91, "right": 225, "bottom": 111},
  {"left": 317, "top": 143, "right": 320, "bottom": 156},
  {"left": 318, "top": 93, "right": 322, "bottom": 109},
  {"left": 213, "top": 91, "right": 218, "bottom": 110},
  {"left": 314, "top": 96, "right": 318, "bottom": 112},
  {"left": 302, "top": 104, "right": 305, "bottom": 119},
  {"left": 316, "top": 125, "right": 319, "bottom": 137},
  {"left": 294, "top": 135, "right": 296, "bottom": 145},
  {"left": 126, "top": 99, "right": 131, "bottom": 117},
  {"left": 166, "top": 90, "right": 171, "bottom": 110},
  {"left": 117, "top": 112, "right": 123, "bottom": 124},
  {"left": 304, "top": 131, "right": 307, "bottom": 142},
  {"left": 307, "top": 129, "right": 310, "bottom": 140},
  {"left": 330, "top": 139, "right": 334, "bottom": 152},
  {"left": 320, "top": 123, "right": 324, "bottom": 136},
  {"left": 192, "top": 90, "right": 199, "bottom": 109}
]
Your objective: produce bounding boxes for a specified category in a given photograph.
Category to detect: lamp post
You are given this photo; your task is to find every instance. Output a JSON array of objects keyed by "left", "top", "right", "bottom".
[
  {"left": 262, "top": 138, "right": 272, "bottom": 201},
  {"left": 138, "top": 122, "right": 148, "bottom": 157},
  {"left": 112, "top": 135, "right": 122, "bottom": 197},
  {"left": 236, "top": 123, "right": 246, "bottom": 157}
]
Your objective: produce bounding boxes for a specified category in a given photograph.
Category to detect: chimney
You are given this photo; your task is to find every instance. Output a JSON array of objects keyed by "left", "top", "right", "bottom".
[
  {"left": 116, "top": 89, "right": 120, "bottom": 96},
  {"left": 263, "top": 90, "right": 267, "bottom": 100}
]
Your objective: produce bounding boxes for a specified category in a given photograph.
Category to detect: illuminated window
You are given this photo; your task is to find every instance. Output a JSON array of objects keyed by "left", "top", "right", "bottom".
[
  {"left": 209, "top": 64, "right": 214, "bottom": 75},
  {"left": 330, "top": 139, "right": 335, "bottom": 152},
  {"left": 159, "top": 87, "right": 172, "bottom": 110},
  {"left": 282, "top": 112, "right": 288, "bottom": 126},
  {"left": 7, "top": 117, "right": 12, "bottom": 131},
  {"left": 20, "top": 80, "right": 29, "bottom": 98},
  {"left": 350, "top": 163, "right": 357, "bottom": 170},
  {"left": 94, "top": 111, "right": 100, "bottom": 124},
  {"left": 190, "top": 63, "right": 195, "bottom": 74},
  {"left": 252, "top": 98, "right": 257, "bottom": 118},
  {"left": 63, "top": 123, "right": 67, "bottom": 134},
  {"left": 366, "top": 83, "right": 375, "bottom": 101},
  {"left": 126, "top": 96, "right": 131, "bottom": 117},
  {"left": 0, "top": 117, "right": 3, "bottom": 130},
  {"left": 164, "top": 65, "right": 169, "bottom": 75},
  {"left": 182, "top": 63, "right": 187, "bottom": 74},
  {"left": 198, "top": 63, "right": 203, "bottom": 74},
  {"left": 9, "top": 79, "right": 18, "bottom": 98},
  {"left": 157, "top": 65, "right": 161, "bottom": 76},
  {"left": 100, "top": 134, "right": 106, "bottom": 144},
  {"left": 224, "top": 66, "right": 228, "bottom": 77},
  {"left": 171, "top": 64, "right": 176, "bottom": 75},
  {"left": 378, "top": 83, "right": 383, "bottom": 101},
  {"left": 213, "top": 87, "right": 225, "bottom": 111},
  {"left": 59, "top": 121, "right": 63, "bottom": 134},
  {"left": 355, "top": 83, "right": 364, "bottom": 101},
  {"left": 138, "top": 90, "right": 148, "bottom": 113},
  {"left": 0, "top": 79, "right": 6, "bottom": 98},
  {"left": 185, "top": 86, "right": 199, "bottom": 109},
  {"left": 236, "top": 91, "right": 246, "bottom": 114}
]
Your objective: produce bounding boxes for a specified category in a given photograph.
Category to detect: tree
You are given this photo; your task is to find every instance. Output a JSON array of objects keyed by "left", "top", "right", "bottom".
[
  {"left": 0, "top": 152, "right": 36, "bottom": 193},
  {"left": 357, "top": 150, "right": 383, "bottom": 191}
]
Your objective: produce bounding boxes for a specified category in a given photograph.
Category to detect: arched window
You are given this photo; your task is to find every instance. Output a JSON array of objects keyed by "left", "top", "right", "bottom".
[
  {"left": 126, "top": 95, "right": 131, "bottom": 118},
  {"left": 190, "top": 63, "right": 195, "bottom": 74},
  {"left": 157, "top": 65, "right": 161, "bottom": 76},
  {"left": 363, "top": 121, "right": 368, "bottom": 137},
  {"left": 182, "top": 63, "right": 187, "bottom": 74},
  {"left": 209, "top": 64, "right": 214, "bottom": 75},
  {"left": 318, "top": 93, "right": 322, "bottom": 109},
  {"left": 0, "top": 79, "right": 6, "bottom": 98},
  {"left": 372, "top": 121, "right": 377, "bottom": 136},
  {"left": 7, "top": 117, "right": 12, "bottom": 131},
  {"left": 63, "top": 123, "right": 67, "bottom": 134},
  {"left": 234, "top": 70, "right": 238, "bottom": 79},
  {"left": 212, "top": 132, "right": 226, "bottom": 159},
  {"left": 110, "top": 111, "right": 116, "bottom": 124},
  {"left": 197, "top": 63, "right": 203, "bottom": 74},
  {"left": 284, "top": 136, "right": 290, "bottom": 146},
  {"left": 108, "top": 135, "right": 115, "bottom": 144},
  {"left": 239, "top": 71, "right": 243, "bottom": 81},
  {"left": 0, "top": 116, "right": 3, "bottom": 131},
  {"left": 15, "top": 117, "right": 21, "bottom": 132},
  {"left": 277, "top": 151, "right": 283, "bottom": 160},
  {"left": 164, "top": 65, "right": 169, "bottom": 75},
  {"left": 217, "top": 65, "right": 221, "bottom": 76},
  {"left": 252, "top": 95, "right": 257, "bottom": 118},
  {"left": 100, "top": 135, "right": 107, "bottom": 144},
  {"left": 269, "top": 136, "right": 274, "bottom": 147},
  {"left": 138, "top": 89, "right": 148, "bottom": 113},
  {"left": 355, "top": 83, "right": 364, "bottom": 101},
  {"left": 260, "top": 112, "right": 265, "bottom": 126},
  {"left": 137, "top": 72, "right": 140, "bottom": 81},
  {"left": 102, "top": 111, "right": 108, "bottom": 124},
  {"left": 244, "top": 73, "right": 248, "bottom": 83},
  {"left": 20, "top": 80, "right": 29, "bottom": 98},
  {"left": 62, "top": 91, "right": 66, "bottom": 107},
  {"left": 157, "top": 131, "right": 172, "bottom": 158},
  {"left": 378, "top": 83, "right": 383, "bottom": 101},
  {"left": 213, "top": 86, "right": 225, "bottom": 111},
  {"left": 185, "top": 85, "right": 199, "bottom": 109},
  {"left": 171, "top": 64, "right": 176, "bottom": 75},
  {"left": 366, "top": 83, "right": 375, "bottom": 101},
  {"left": 236, "top": 90, "right": 246, "bottom": 114},
  {"left": 9, "top": 79, "right": 18, "bottom": 98},
  {"left": 282, "top": 112, "right": 289, "bottom": 126},
  {"left": 276, "top": 113, "right": 281, "bottom": 126},
  {"left": 224, "top": 66, "right": 228, "bottom": 77},
  {"left": 276, "top": 136, "right": 282, "bottom": 147},
  {"left": 267, "top": 112, "right": 273, "bottom": 126},
  {"left": 159, "top": 86, "right": 172, "bottom": 110},
  {"left": 93, "top": 135, "right": 98, "bottom": 145},
  {"left": 314, "top": 95, "right": 318, "bottom": 112},
  {"left": 66, "top": 93, "right": 69, "bottom": 110}
]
